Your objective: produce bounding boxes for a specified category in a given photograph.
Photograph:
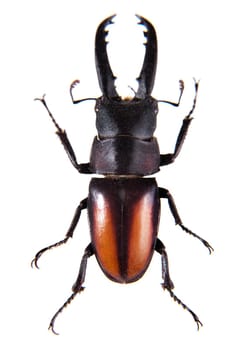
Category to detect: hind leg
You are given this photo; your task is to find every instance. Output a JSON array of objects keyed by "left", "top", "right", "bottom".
[
  {"left": 48, "top": 243, "right": 94, "bottom": 335},
  {"left": 155, "top": 238, "right": 203, "bottom": 329}
]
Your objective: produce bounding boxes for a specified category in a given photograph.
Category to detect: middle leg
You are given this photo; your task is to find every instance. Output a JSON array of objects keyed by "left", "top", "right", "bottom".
[
  {"left": 31, "top": 198, "right": 88, "bottom": 268},
  {"left": 159, "top": 187, "right": 213, "bottom": 254}
]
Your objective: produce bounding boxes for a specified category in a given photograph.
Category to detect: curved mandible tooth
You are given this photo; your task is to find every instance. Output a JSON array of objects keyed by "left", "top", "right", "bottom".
[
  {"left": 95, "top": 15, "right": 119, "bottom": 98},
  {"left": 135, "top": 15, "right": 158, "bottom": 99}
]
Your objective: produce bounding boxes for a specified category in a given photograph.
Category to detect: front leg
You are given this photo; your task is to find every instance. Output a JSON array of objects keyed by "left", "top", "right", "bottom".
[
  {"left": 35, "top": 95, "right": 92, "bottom": 173},
  {"left": 160, "top": 80, "right": 199, "bottom": 166}
]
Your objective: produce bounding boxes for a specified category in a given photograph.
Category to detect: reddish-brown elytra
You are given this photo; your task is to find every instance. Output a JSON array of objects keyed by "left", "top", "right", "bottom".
[
  {"left": 32, "top": 15, "right": 213, "bottom": 334},
  {"left": 89, "top": 177, "right": 160, "bottom": 283}
]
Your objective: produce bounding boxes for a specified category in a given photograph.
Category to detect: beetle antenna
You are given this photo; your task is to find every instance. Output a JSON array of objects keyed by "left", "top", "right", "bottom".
[
  {"left": 158, "top": 80, "right": 185, "bottom": 107},
  {"left": 70, "top": 79, "right": 97, "bottom": 104},
  {"left": 72, "top": 97, "right": 97, "bottom": 105}
]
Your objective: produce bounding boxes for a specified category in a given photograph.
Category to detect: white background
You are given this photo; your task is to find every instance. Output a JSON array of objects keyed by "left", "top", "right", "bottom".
[{"left": 1, "top": 0, "right": 232, "bottom": 348}]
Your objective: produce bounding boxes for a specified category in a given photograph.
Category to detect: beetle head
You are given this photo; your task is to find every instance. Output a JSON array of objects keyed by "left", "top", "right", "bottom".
[{"left": 95, "top": 15, "right": 158, "bottom": 139}]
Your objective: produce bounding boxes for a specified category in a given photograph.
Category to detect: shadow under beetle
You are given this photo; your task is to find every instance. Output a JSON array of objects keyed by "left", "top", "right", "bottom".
[{"left": 32, "top": 15, "right": 213, "bottom": 334}]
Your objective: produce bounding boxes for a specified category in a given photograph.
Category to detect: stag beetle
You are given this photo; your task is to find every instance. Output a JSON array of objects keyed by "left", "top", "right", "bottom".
[{"left": 32, "top": 15, "right": 213, "bottom": 334}]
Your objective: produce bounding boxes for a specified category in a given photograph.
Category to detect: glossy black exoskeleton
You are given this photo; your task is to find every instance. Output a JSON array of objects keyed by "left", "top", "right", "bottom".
[{"left": 32, "top": 15, "right": 213, "bottom": 334}]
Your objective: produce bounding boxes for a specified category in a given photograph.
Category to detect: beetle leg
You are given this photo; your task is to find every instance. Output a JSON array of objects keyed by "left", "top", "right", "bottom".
[
  {"left": 159, "top": 188, "right": 213, "bottom": 254},
  {"left": 31, "top": 198, "right": 88, "bottom": 268},
  {"left": 155, "top": 238, "right": 174, "bottom": 289},
  {"left": 35, "top": 95, "right": 92, "bottom": 173},
  {"left": 160, "top": 80, "right": 199, "bottom": 166},
  {"left": 155, "top": 238, "right": 203, "bottom": 330},
  {"left": 48, "top": 243, "right": 93, "bottom": 335}
]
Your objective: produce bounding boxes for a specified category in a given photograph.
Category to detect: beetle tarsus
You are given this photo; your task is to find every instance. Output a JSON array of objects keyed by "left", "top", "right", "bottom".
[
  {"left": 48, "top": 244, "right": 93, "bottom": 335},
  {"left": 180, "top": 224, "right": 214, "bottom": 254},
  {"left": 31, "top": 236, "right": 70, "bottom": 268},
  {"left": 155, "top": 239, "right": 203, "bottom": 330},
  {"left": 35, "top": 95, "right": 63, "bottom": 133},
  {"left": 165, "top": 288, "right": 203, "bottom": 330},
  {"left": 49, "top": 290, "right": 81, "bottom": 335},
  {"left": 31, "top": 198, "right": 88, "bottom": 268},
  {"left": 187, "top": 78, "right": 199, "bottom": 118},
  {"left": 35, "top": 96, "right": 93, "bottom": 173}
]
